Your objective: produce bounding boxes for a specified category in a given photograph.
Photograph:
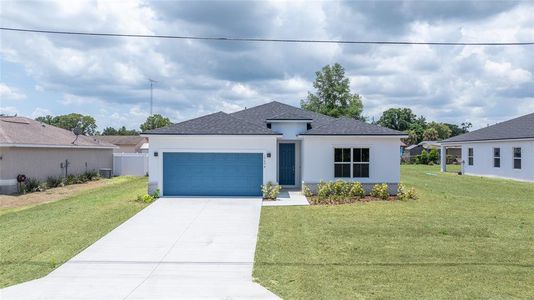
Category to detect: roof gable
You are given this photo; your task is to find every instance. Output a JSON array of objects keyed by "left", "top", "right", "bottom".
[
  {"left": 143, "top": 111, "right": 280, "bottom": 135},
  {"left": 443, "top": 112, "right": 534, "bottom": 143}
]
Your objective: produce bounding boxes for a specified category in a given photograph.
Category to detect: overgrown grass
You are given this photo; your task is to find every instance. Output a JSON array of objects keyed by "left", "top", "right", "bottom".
[
  {"left": 253, "top": 165, "right": 534, "bottom": 299},
  {"left": 0, "top": 176, "right": 148, "bottom": 288}
]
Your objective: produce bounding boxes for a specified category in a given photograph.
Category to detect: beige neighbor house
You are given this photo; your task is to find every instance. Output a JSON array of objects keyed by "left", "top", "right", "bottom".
[
  {"left": 0, "top": 116, "right": 115, "bottom": 194},
  {"left": 93, "top": 135, "right": 147, "bottom": 153}
]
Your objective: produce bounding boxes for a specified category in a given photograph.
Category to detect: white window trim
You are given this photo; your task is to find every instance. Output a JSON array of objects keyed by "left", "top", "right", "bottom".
[{"left": 333, "top": 147, "right": 370, "bottom": 179}]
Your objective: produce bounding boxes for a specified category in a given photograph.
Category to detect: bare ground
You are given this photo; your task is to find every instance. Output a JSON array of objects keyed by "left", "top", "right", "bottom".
[{"left": 0, "top": 180, "right": 111, "bottom": 209}]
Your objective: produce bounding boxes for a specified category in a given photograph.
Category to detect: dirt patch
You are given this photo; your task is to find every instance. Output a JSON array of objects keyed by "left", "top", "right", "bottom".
[{"left": 0, "top": 180, "right": 110, "bottom": 209}]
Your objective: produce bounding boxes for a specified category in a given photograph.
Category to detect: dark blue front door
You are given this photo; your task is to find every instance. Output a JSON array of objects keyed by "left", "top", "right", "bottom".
[
  {"left": 279, "top": 143, "right": 295, "bottom": 185},
  {"left": 163, "top": 152, "right": 263, "bottom": 196}
]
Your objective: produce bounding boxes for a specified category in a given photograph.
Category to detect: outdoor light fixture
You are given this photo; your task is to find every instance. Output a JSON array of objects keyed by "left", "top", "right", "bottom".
[
  {"left": 266, "top": 153, "right": 271, "bottom": 158},
  {"left": 154, "top": 151, "right": 159, "bottom": 157}
]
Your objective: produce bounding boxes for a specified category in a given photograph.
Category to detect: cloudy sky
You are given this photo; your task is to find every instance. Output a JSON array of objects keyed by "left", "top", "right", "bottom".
[{"left": 1, "top": 0, "right": 533, "bottom": 131}]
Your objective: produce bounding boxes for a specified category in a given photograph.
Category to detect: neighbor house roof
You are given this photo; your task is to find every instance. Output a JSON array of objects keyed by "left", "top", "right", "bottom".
[
  {"left": 0, "top": 116, "right": 115, "bottom": 149},
  {"left": 300, "top": 117, "right": 407, "bottom": 136},
  {"left": 94, "top": 135, "right": 146, "bottom": 145},
  {"left": 443, "top": 112, "right": 534, "bottom": 143},
  {"left": 144, "top": 111, "right": 281, "bottom": 135},
  {"left": 143, "top": 101, "right": 405, "bottom": 137}
]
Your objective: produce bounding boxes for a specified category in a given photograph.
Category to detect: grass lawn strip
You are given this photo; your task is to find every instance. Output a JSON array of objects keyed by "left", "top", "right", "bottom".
[
  {"left": 0, "top": 176, "right": 148, "bottom": 288},
  {"left": 253, "top": 165, "right": 534, "bottom": 299}
]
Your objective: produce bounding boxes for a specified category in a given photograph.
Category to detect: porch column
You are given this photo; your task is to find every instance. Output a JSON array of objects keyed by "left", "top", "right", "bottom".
[{"left": 440, "top": 145, "right": 446, "bottom": 172}]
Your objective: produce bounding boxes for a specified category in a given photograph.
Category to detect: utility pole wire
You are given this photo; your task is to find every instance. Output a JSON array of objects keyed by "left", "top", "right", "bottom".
[{"left": 1, "top": 27, "right": 534, "bottom": 46}]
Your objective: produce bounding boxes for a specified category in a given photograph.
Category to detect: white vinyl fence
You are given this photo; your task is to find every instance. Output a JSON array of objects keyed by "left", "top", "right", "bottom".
[{"left": 113, "top": 153, "right": 149, "bottom": 176}]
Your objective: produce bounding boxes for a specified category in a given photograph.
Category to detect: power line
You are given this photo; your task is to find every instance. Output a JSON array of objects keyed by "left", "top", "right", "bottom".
[{"left": 1, "top": 27, "right": 533, "bottom": 46}]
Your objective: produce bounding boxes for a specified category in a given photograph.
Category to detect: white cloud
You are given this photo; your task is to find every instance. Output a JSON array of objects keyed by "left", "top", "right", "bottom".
[
  {"left": 31, "top": 107, "right": 52, "bottom": 118},
  {"left": 0, "top": 83, "right": 26, "bottom": 100}
]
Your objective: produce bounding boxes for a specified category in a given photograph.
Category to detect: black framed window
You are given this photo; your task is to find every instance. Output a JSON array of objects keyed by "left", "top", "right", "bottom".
[
  {"left": 353, "top": 148, "right": 370, "bottom": 178},
  {"left": 468, "top": 148, "right": 474, "bottom": 166},
  {"left": 513, "top": 147, "right": 521, "bottom": 169},
  {"left": 334, "top": 148, "right": 351, "bottom": 177},
  {"left": 334, "top": 148, "right": 370, "bottom": 178},
  {"left": 493, "top": 148, "right": 500, "bottom": 168}
]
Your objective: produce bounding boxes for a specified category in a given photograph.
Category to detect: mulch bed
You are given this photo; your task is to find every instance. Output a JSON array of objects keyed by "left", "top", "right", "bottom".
[{"left": 308, "top": 195, "right": 400, "bottom": 205}]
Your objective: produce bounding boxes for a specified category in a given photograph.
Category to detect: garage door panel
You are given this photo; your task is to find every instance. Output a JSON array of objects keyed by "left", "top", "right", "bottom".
[{"left": 163, "top": 152, "right": 263, "bottom": 196}]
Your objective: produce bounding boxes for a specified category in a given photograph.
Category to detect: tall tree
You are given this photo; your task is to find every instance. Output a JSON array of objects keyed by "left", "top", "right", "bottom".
[
  {"left": 140, "top": 114, "right": 171, "bottom": 132},
  {"left": 301, "top": 63, "right": 364, "bottom": 120},
  {"left": 423, "top": 127, "right": 439, "bottom": 141},
  {"left": 377, "top": 108, "right": 417, "bottom": 131},
  {"left": 426, "top": 121, "right": 452, "bottom": 140},
  {"left": 36, "top": 113, "right": 97, "bottom": 135}
]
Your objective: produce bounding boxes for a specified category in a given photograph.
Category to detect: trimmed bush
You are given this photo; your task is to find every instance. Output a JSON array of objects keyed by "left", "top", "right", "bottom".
[
  {"left": 302, "top": 185, "right": 313, "bottom": 197},
  {"left": 262, "top": 182, "right": 282, "bottom": 200},
  {"left": 397, "top": 184, "right": 417, "bottom": 201},
  {"left": 371, "top": 183, "right": 389, "bottom": 200},
  {"left": 428, "top": 149, "right": 439, "bottom": 164},
  {"left": 349, "top": 182, "right": 365, "bottom": 198}
]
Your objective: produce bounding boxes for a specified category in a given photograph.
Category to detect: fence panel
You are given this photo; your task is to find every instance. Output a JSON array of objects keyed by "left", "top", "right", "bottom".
[{"left": 113, "top": 153, "right": 148, "bottom": 176}]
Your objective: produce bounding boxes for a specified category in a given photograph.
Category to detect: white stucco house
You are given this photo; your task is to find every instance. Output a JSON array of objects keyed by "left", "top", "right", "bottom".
[
  {"left": 143, "top": 101, "right": 406, "bottom": 196},
  {"left": 440, "top": 112, "right": 534, "bottom": 182}
]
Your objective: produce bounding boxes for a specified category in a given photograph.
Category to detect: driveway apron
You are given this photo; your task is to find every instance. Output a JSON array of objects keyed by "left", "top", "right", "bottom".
[{"left": 1, "top": 198, "right": 279, "bottom": 299}]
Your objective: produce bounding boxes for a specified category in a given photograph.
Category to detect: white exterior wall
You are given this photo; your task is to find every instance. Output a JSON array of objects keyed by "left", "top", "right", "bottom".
[
  {"left": 271, "top": 122, "right": 307, "bottom": 139},
  {"left": 147, "top": 135, "right": 278, "bottom": 192},
  {"left": 460, "top": 139, "right": 534, "bottom": 182},
  {"left": 301, "top": 136, "right": 402, "bottom": 184}
]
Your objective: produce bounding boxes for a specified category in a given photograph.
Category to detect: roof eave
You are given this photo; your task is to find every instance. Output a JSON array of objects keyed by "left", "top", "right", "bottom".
[
  {"left": 299, "top": 133, "right": 409, "bottom": 137},
  {"left": 442, "top": 136, "right": 534, "bottom": 144}
]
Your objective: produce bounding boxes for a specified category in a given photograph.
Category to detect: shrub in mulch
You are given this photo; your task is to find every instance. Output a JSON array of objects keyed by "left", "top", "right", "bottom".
[{"left": 304, "top": 182, "right": 417, "bottom": 205}]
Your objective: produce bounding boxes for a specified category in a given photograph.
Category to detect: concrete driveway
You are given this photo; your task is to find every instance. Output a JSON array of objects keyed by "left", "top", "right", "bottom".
[{"left": 2, "top": 198, "right": 279, "bottom": 299}]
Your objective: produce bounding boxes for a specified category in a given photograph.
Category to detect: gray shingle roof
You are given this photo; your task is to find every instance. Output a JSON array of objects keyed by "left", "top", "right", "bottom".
[
  {"left": 231, "top": 101, "right": 334, "bottom": 127},
  {"left": 93, "top": 135, "right": 146, "bottom": 145},
  {"left": 443, "top": 112, "right": 534, "bottom": 143},
  {"left": 144, "top": 111, "right": 280, "bottom": 135},
  {"left": 265, "top": 111, "right": 313, "bottom": 121},
  {"left": 0, "top": 116, "right": 115, "bottom": 148},
  {"left": 144, "top": 101, "right": 405, "bottom": 136},
  {"left": 300, "top": 117, "right": 407, "bottom": 136}
]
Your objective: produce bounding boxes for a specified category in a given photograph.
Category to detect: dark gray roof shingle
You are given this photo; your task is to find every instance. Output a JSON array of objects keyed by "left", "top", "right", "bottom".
[
  {"left": 266, "top": 111, "right": 313, "bottom": 121},
  {"left": 443, "top": 112, "right": 534, "bottom": 143},
  {"left": 231, "top": 101, "right": 334, "bottom": 127},
  {"left": 300, "top": 117, "right": 407, "bottom": 136},
  {"left": 143, "top": 111, "right": 280, "bottom": 135}
]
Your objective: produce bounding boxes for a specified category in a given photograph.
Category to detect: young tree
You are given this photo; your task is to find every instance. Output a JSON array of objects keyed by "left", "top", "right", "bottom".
[
  {"left": 426, "top": 121, "right": 452, "bottom": 140},
  {"left": 301, "top": 63, "right": 364, "bottom": 120},
  {"left": 140, "top": 114, "right": 171, "bottom": 132},
  {"left": 35, "top": 113, "right": 97, "bottom": 135},
  {"left": 403, "top": 129, "right": 419, "bottom": 145},
  {"left": 377, "top": 108, "right": 417, "bottom": 131}
]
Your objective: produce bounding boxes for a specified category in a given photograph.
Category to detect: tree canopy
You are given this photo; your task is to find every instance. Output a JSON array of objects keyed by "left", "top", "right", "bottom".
[
  {"left": 35, "top": 113, "right": 97, "bottom": 135},
  {"left": 301, "top": 63, "right": 365, "bottom": 120},
  {"left": 140, "top": 114, "right": 172, "bottom": 132},
  {"left": 377, "top": 108, "right": 417, "bottom": 131},
  {"left": 101, "top": 126, "right": 139, "bottom": 136}
]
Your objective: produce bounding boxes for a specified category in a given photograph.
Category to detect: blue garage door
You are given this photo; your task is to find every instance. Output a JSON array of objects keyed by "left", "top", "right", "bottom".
[{"left": 163, "top": 152, "right": 263, "bottom": 196}]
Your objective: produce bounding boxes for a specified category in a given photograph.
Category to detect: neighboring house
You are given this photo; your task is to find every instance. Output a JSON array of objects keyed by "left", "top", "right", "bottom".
[
  {"left": 143, "top": 101, "right": 406, "bottom": 196},
  {"left": 0, "top": 116, "right": 115, "bottom": 194},
  {"left": 400, "top": 141, "right": 407, "bottom": 156},
  {"left": 402, "top": 141, "right": 461, "bottom": 163},
  {"left": 441, "top": 112, "right": 534, "bottom": 182},
  {"left": 93, "top": 135, "right": 147, "bottom": 153}
]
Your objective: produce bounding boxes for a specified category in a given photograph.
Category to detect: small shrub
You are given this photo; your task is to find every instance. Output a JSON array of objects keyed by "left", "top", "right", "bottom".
[
  {"left": 136, "top": 194, "right": 155, "bottom": 203},
  {"left": 262, "top": 182, "right": 281, "bottom": 200},
  {"left": 317, "top": 181, "right": 334, "bottom": 199},
  {"left": 84, "top": 169, "right": 100, "bottom": 181},
  {"left": 151, "top": 188, "right": 160, "bottom": 199},
  {"left": 65, "top": 174, "right": 77, "bottom": 185},
  {"left": 349, "top": 181, "right": 365, "bottom": 198},
  {"left": 397, "top": 184, "right": 417, "bottom": 201},
  {"left": 23, "top": 178, "right": 46, "bottom": 193},
  {"left": 46, "top": 176, "right": 65, "bottom": 188},
  {"left": 417, "top": 150, "right": 429, "bottom": 165},
  {"left": 302, "top": 185, "right": 313, "bottom": 197},
  {"left": 428, "top": 149, "right": 439, "bottom": 163},
  {"left": 371, "top": 183, "right": 389, "bottom": 200}
]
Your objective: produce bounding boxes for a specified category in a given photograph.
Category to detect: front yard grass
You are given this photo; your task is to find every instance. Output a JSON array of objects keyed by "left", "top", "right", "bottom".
[
  {"left": 254, "top": 165, "right": 534, "bottom": 299},
  {"left": 0, "top": 176, "right": 148, "bottom": 288}
]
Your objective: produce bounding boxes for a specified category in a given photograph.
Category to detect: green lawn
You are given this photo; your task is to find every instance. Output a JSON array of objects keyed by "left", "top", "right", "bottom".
[
  {"left": 254, "top": 165, "right": 534, "bottom": 299},
  {"left": 0, "top": 176, "right": 148, "bottom": 288}
]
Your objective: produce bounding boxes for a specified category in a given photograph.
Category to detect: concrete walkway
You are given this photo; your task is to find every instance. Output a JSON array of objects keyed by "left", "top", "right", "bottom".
[
  {"left": 263, "top": 189, "right": 309, "bottom": 206},
  {"left": 1, "top": 198, "right": 279, "bottom": 299}
]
